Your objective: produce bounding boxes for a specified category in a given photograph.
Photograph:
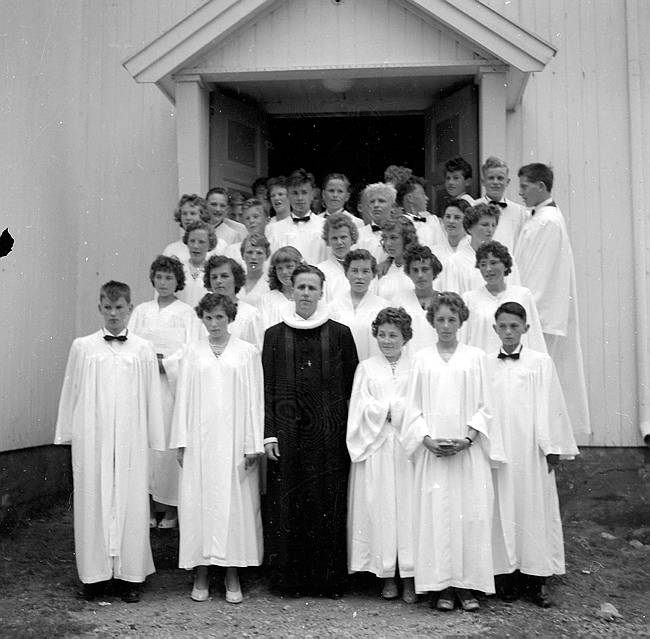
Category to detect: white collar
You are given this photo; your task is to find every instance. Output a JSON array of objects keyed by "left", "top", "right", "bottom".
[{"left": 281, "top": 304, "right": 329, "bottom": 329}]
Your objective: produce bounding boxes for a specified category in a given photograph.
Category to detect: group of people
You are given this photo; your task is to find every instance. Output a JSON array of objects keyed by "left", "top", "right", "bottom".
[{"left": 54, "top": 157, "right": 585, "bottom": 613}]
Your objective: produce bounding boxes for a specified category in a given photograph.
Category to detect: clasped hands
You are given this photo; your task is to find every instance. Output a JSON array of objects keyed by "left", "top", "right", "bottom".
[{"left": 423, "top": 435, "right": 471, "bottom": 457}]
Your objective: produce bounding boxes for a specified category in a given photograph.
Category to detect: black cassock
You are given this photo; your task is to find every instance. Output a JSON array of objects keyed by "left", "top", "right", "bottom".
[{"left": 262, "top": 318, "right": 358, "bottom": 594}]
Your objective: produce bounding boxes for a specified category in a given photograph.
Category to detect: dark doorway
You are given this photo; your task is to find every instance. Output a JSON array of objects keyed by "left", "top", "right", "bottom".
[{"left": 268, "top": 114, "right": 425, "bottom": 190}]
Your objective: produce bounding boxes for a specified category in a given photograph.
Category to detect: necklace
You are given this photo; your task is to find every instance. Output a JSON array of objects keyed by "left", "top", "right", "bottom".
[
  {"left": 209, "top": 337, "right": 229, "bottom": 359},
  {"left": 189, "top": 263, "right": 204, "bottom": 280}
]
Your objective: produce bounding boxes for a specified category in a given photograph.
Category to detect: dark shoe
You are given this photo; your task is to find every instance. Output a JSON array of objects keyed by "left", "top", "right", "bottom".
[
  {"left": 495, "top": 573, "right": 519, "bottom": 602},
  {"left": 115, "top": 580, "right": 141, "bottom": 603},
  {"left": 530, "top": 584, "right": 553, "bottom": 608},
  {"left": 76, "top": 581, "right": 108, "bottom": 601},
  {"left": 436, "top": 588, "right": 455, "bottom": 611},
  {"left": 456, "top": 588, "right": 480, "bottom": 611}
]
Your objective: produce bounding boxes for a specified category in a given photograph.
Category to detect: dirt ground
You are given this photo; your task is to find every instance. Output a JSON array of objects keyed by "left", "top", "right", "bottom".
[{"left": 0, "top": 501, "right": 648, "bottom": 639}]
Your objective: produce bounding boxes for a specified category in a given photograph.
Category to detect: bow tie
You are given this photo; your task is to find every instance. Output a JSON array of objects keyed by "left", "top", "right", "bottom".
[
  {"left": 411, "top": 215, "right": 427, "bottom": 223},
  {"left": 497, "top": 351, "right": 519, "bottom": 360},
  {"left": 104, "top": 334, "right": 127, "bottom": 342},
  {"left": 292, "top": 215, "right": 310, "bottom": 224},
  {"left": 371, "top": 224, "right": 381, "bottom": 233},
  {"left": 488, "top": 200, "right": 508, "bottom": 209},
  {"left": 531, "top": 200, "right": 556, "bottom": 216}
]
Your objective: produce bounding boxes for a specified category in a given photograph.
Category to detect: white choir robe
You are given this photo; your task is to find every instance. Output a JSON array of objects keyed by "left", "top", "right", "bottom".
[
  {"left": 224, "top": 241, "right": 245, "bottom": 267},
  {"left": 265, "top": 213, "right": 328, "bottom": 265},
  {"left": 475, "top": 195, "right": 527, "bottom": 254},
  {"left": 403, "top": 212, "right": 447, "bottom": 251},
  {"left": 460, "top": 285, "right": 546, "bottom": 354},
  {"left": 374, "top": 262, "right": 414, "bottom": 303},
  {"left": 401, "top": 344, "right": 505, "bottom": 594},
  {"left": 356, "top": 225, "right": 387, "bottom": 263},
  {"left": 487, "top": 347, "right": 578, "bottom": 577},
  {"left": 514, "top": 200, "right": 590, "bottom": 435},
  {"left": 199, "top": 299, "right": 264, "bottom": 349},
  {"left": 392, "top": 290, "right": 438, "bottom": 355},
  {"left": 163, "top": 231, "right": 228, "bottom": 263},
  {"left": 439, "top": 241, "right": 520, "bottom": 296},
  {"left": 177, "top": 261, "right": 210, "bottom": 308},
  {"left": 128, "top": 299, "right": 200, "bottom": 506},
  {"left": 430, "top": 234, "right": 469, "bottom": 267},
  {"left": 327, "top": 291, "right": 389, "bottom": 361},
  {"left": 259, "top": 289, "right": 293, "bottom": 330},
  {"left": 347, "top": 355, "right": 415, "bottom": 578},
  {"left": 54, "top": 331, "right": 165, "bottom": 584},
  {"left": 317, "top": 256, "right": 350, "bottom": 304},
  {"left": 216, "top": 219, "right": 247, "bottom": 245},
  {"left": 170, "top": 336, "right": 264, "bottom": 568},
  {"left": 237, "top": 275, "right": 270, "bottom": 309}
]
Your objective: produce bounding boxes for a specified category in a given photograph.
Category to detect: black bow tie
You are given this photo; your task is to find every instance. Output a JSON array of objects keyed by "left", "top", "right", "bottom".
[
  {"left": 497, "top": 351, "right": 519, "bottom": 360},
  {"left": 488, "top": 200, "right": 508, "bottom": 209},
  {"left": 371, "top": 224, "right": 381, "bottom": 233},
  {"left": 104, "top": 334, "right": 127, "bottom": 342},
  {"left": 292, "top": 215, "right": 310, "bottom": 224},
  {"left": 411, "top": 215, "right": 427, "bottom": 223}
]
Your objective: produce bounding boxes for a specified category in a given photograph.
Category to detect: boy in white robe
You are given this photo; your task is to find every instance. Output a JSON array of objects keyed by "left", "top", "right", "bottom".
[
  {"left": 401, "top": 292, "right": 505, "bottom": 612},
  {"left": 488, "top": 302, "right": 578, "bottom": 607},
  {"left": 128, "top": 256, "right": 200, "bottom": 529},
  {"left": 54, "top": 281, "right": 165, "bottom": 602},
  {"left": 347, "top": 307, "right": 417, "bottom": 603},
  {"left": 514, "top": 163, "right": 590, "bottom": 436}
]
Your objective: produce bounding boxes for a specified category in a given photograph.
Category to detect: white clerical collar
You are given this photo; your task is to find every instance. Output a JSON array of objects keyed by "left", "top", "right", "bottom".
[{"left": 281, "top": 304, "right": 329, "bottom": 329}]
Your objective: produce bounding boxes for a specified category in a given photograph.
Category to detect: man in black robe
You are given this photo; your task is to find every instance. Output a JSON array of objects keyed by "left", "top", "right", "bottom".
[{"left": 263, "top": 264, "right": 358, "bottom": 598}]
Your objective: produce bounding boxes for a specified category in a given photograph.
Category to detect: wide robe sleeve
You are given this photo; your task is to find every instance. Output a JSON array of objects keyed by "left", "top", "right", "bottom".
[
  {"left": 399, "top": 356, "right": 431, "bottom": 458},
  {"left": 262, "top": 325, "right": 281, "bottom": 442},
  {"left": 168, "top": 345, "right": 194, "bottom": 449},
  {"left": 54, "top": 338, "right": 84, "bottom": 445},
  {"left": 243, "top": 345, "right": 265, "bottom": 456},
  {"left": 346, "top": 360, "right": 392, "bottom": 462},
  {"left": 534, "top": 354, "right": 579, "bottom": 459}
]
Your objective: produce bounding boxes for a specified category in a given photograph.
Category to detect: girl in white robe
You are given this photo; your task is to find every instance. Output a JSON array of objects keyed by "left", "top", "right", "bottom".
[
  {"left": 460, "top": 241, "right": 545, "bottom": 354},
  {"left": 487, "top": 301, "right": 578, "bottom": 607},
  {"left": 258, "top": 246, "right": 304, "bottom": 329},
  {"left": 170, "top": 293, "right": 264, "bottom": 604},
  {"left": 327, "top": 248, "right": 389, "bottom": 361},
  {"left": 401, "top": 292, "right": 505, "bottom": 611},
  {"left": 347, "top": 307, "right": 417, "bottom": 603},
  {"left": 374, "top": 216, "right": 418, "bottom": 303},
  {"left": 177, "top": 221, "right": 218, "bottom": 308},
  {"left": 128, "top": 256, "right": 200, "bottom": 528},
  {"left": 237, "top": 233, "right": 271, "bottom": 308}
]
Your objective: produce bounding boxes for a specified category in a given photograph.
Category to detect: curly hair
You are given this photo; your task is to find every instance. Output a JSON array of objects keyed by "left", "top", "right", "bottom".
[
  {"left": 182, "top": 220, "right": 217, "bottom": 250},
  {"left": 268, "top": 246, "right": 303, "bottom": 291},
  {"left": 475, "top": 240, "right": 513, "bottom": 276},
  {"left": 445, "top": 156, "right": 472, "bottom": 179},
  {"left": 462, "top": 202, "right": 500, "bottom": 233},
  {"left": 363, "top": 182, "right": 397, "bottom": 206},
  {"left": 403, "top": 245, "right": 443, "bottom": 279},
  {"left": 173, "top": 194, "right": 209, "bottom": 226},
  {"left": 291, "top": 263, "right": 325, "bottom": 287},
  {"left": 371, "top": 307, "right": 413, "bottom": 343},
  {"left": 322, "top": 212, "right": 359, "bottom": 244},
  {"left": 203, "top": 255, "right": 246, "bottom": 294},
  {"left": 241, "top": 232, "right": 271, "bottom": 258},
  {"left": 427, "top": 291, "right": 470, "bottom": 326},
  {"left": 195, "top": 292, "right": 238, "bottom": 322},
  {"left": 383, "top": 165, "right": 413, "bottom": 188},
  {"left": 381, "top": 215, "right": 419, "bottom": 254},
  {"left": 343, "top": 248, "right": 377, "bottom": 274},
  {"left": 149, "top": 255, "right": 185, "bottom": 291}
]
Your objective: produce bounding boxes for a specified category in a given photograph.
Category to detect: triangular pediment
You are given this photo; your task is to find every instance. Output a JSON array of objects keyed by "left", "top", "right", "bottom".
[{"left": 124, "top": 0, "right": 555, "bottom": 106}]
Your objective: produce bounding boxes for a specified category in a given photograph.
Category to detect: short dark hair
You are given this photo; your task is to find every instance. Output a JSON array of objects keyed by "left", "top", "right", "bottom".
[
  {"left": 427, "top": 291, "right": 470, "bottom": 326},
  {"left": 228, "top": 189, "right": 245, "bottom": 205},
  {"left": 322, "top": 212, "right": 359, "bottom": 244},
  {"left": 204, "top": 255, "right": 246, "bottom": 294},
  {"left": 195, "top": 293, "right": 238, "bottom": 322},
  {"left": 445, "top": 198, "right": 472, "bottom": 215},
  {"left": 205, "top": 186, "right": 229, "bottom": 200},
  {"left": 251, "top": 177, "right": 268, "bottom": 194},
  {"left": 495, "top": 301, "right": 527, "bottom": 324},
  {"left": 100, "top": 280, "right": 131, "bottom": 304},
  {"left": 241, "top": 232, "right": 271, "bottom": 258},
  {"left": 242, "top": 197, "right": 266, "bottom": 213},
  {"left": 371, "top": 307, "right": 413, "bottom": 343},
  {"left": 518, "top": 163, "right": 554, "bottom": 192},
  {"left": 395, "top": 176, "right": 426, "bottom": 207},
  {"left": 445, "top": 156, "right": 472, "bottom": 179},
  {"left": 462, "top": 202, "right": 500, "bottom": 233},
  {"left": 343, "top": 248, "right": 377, "bottom": 274},
  {"left": 287, "top": 168, "right": 315, "bottom": 188},
  {"left": 183, "top": 220, "right": 217, "bottom": 250},
  {"left": 268, "top": 246, "right": 303, "bottom": 290},
  {"left": 266, "top": 176, "right": 287, "bottom": 191},
  {"left": 173, "top": 194, "right": 210, "bottom": 225},
  {"left": 322, "top": 173, "right": 350, "bottom": 191},
  {"left": 475, "top": 241, "right": 513, "bottom": 276},
  {"left": 403, "top": 245, "right": 443, "bottom": 279},
  {"left": 149, "top": 255, "right": 185, "bottom": 291},
  {"left": 291, "top": 263, "right": 325, "bottom": 287}
]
